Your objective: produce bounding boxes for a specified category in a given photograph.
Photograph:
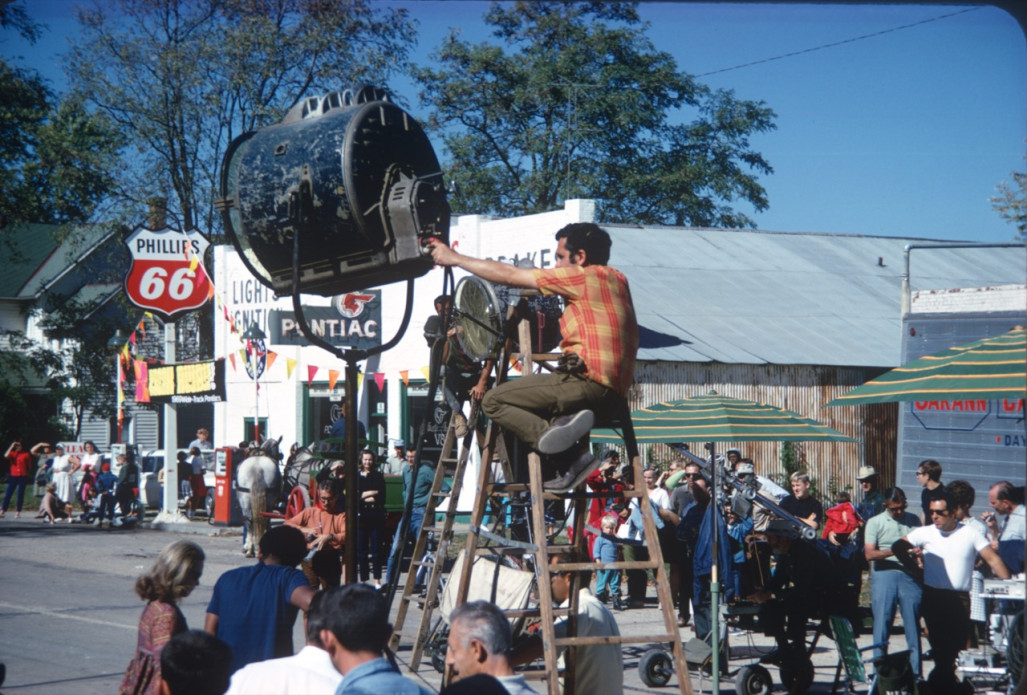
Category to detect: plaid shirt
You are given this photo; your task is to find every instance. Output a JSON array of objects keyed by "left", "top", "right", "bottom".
[{"left": 533, "top": 264, "right": 639, "bottom": 396}]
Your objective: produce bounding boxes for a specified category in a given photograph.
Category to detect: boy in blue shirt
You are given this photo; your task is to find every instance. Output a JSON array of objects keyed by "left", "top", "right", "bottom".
[
  {"left": 592, "top": 514, "right": 624, "bottom": 610},
  {"left": 95, "top": 462, "right": 119, "bottom": 528}
]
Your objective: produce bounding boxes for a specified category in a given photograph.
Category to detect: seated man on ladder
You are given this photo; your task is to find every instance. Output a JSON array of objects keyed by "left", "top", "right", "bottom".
[{"left": 427, "top": 222, "right": 639, "bottom": 492}]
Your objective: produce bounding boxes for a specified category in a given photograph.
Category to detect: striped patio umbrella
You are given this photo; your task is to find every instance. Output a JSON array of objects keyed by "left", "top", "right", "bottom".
[
  {"left": 826, "top": 327, "right": 1026, "bottom": 406},
  {"left": 592, "top": 392, "right": 856, "bottom": 444}
]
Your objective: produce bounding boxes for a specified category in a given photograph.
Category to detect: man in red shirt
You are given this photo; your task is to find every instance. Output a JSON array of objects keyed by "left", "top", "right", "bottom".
[{"left": 428, "top": 223, "right": 639, "bottom": 492}]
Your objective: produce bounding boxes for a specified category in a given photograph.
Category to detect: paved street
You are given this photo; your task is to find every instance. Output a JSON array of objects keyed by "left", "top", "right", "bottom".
[{"left": 0, "top": 515, "right": 909, "bottom": 694}]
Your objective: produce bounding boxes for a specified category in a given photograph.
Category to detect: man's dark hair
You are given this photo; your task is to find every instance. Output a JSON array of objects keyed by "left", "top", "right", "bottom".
[
  {"left": 918, "top": 459, "right": 942, "bottom": 482},
  {"left": 259, "top": 525, "right": 308, "bottom": 567},
  {"left": 882, "top": 486, "right": 908, "bottom": 505},
  {"left": 317, "top": 476, "right": 345, "bottom": 498},
  {"left": 160, "top": 630, "right": 232, "bottom": 695},
  {"left": 930, "top": 488, "right": 956, "bottom": 514},
  {"left": 946, "top": 480, "right": 976, "bottom": 510},
  {"left": 320, "top": 583, "right": 392, "bottom": 653},
  {"left": 449, "top": 600, "right": 512, "bottom": 656},
  {"left": 555, "top": 222, "right": 612, "bottom": 266},
  {"left": 550, "top": 549, "right": 592, "bottom": 586}
]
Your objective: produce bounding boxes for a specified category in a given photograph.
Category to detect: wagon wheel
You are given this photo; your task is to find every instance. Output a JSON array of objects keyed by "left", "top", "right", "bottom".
[{"left": 285, "top": 485, "right": 310, "bottom": 518}]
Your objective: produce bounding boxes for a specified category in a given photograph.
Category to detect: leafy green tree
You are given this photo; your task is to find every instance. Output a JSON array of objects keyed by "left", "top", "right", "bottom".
[
  {"left": 991, "top": 162, "right": 1027, "bottom": 241},
  {"left": 66, "top": 0, "right": 417, "bottom": 238},
  {"left": 416, "top": 2, "right": 776, "bottom": 226},
  {"left": 0, "top": 60, "right": 52, "bottom": 226}
]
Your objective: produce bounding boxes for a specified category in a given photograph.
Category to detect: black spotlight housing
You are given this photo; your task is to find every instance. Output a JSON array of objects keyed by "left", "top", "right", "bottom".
[{"left": 218, "top": 85, "right": 449, "bottom": 297}]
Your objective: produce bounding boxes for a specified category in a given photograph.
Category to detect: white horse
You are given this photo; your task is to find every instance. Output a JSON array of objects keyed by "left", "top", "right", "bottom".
[{"left": 236, "top": 437, "right": 284, "bottom": 557}]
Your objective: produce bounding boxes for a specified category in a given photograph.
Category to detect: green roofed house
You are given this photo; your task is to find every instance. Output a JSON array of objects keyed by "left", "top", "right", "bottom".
[{"left": 0, "top": 222, "right": 130, "bottom": 442}]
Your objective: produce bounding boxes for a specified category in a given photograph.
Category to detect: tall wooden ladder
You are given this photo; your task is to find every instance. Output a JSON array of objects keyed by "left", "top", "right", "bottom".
[
  {"left": 451, "top": 320, "right": 692, "bottom": 694},
  {"left": 392, "top": 319, "right": 693, "bottom": 694},
  {"left": 389, "top": 343, "right": 517, "bottom": 666}
]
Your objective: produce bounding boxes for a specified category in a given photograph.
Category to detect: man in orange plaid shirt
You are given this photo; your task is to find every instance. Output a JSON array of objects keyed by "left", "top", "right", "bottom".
[{"left": 427, "top": 223, "right": 639, "bottom": 492}]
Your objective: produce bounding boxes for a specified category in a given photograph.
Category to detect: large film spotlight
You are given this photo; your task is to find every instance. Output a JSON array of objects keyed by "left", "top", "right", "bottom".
[
  {"left": 218, "top": 85, "right": 449, "bottom": 297},
  {"left": 452, "top": 274, "right": 565, "bottom": 362}
]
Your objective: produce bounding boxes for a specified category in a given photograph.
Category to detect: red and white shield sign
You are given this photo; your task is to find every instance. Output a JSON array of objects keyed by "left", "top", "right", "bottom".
[{"left": 123, "top": 226, "right": 211, "bottom": 320}]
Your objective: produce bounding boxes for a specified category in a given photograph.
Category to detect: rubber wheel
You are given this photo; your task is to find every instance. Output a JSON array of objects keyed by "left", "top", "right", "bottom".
[
  {"left": 638, "top": 648, "right": 674, "bottom": 688},
  {"left": 286, "top": 485, "right": 310, "bottom": 518},
  {"left": 778, "top": 653, "right": 814, "bottom": 694},
  {"left": 736, "top": 665, "right": 773, "bottom": 695}
]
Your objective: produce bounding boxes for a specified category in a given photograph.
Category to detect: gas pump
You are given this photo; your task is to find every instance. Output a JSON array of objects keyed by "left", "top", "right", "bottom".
[{"left": 212, "top": 447, "right": 244, "bottom": 526}]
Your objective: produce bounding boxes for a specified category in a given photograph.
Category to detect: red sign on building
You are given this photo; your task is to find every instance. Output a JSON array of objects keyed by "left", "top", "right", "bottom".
[{"left": 123, "top": 227, "right": 211, "bottom": 320}]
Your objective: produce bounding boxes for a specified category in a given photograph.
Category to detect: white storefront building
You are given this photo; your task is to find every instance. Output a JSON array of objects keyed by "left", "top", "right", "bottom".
[{"left": 212, "top": 199, "right": 595, "bottom": 454}]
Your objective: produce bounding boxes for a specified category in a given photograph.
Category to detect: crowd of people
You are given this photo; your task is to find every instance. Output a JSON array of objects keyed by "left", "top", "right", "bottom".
[
  {"left": 568, "top": 449, "right": 1024, "bottom": 694},
  {"left": 104, "top": 450, "right": 1023, "bottom": 695},
  {"left": 2, "top": 438, "right": 153, "bottom": 526}
]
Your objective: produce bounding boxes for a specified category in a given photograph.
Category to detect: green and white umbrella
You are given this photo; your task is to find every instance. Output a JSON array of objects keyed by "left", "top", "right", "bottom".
[
  {"left": 593, "top": 392, "right": 856, "bottom": 444},
  {"left": 827, "top": 327, "right": 1026, "bottom": 406}
]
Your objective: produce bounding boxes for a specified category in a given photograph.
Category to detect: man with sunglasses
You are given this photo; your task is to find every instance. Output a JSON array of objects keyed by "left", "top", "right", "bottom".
[
  {"left": 864, "top": 487, "right": 923, "bottom": 678},
  {"left": 894, "top": 489, "right": 1010, "bottom": 692}
]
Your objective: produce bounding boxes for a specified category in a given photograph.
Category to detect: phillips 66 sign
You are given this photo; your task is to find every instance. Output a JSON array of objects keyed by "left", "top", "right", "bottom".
[{"left": 124, "top": 226, "right": 211, "bottom": 320}]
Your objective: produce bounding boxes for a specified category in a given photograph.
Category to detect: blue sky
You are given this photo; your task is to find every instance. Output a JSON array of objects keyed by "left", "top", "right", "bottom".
[{"left": 4, "top": 1, "right": 1026, "bottom": 243}]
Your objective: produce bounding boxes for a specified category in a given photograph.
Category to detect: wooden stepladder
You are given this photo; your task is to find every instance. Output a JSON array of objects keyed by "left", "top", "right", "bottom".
[{"left": 390, "top": 319, "right": 692, "bottom": 694}]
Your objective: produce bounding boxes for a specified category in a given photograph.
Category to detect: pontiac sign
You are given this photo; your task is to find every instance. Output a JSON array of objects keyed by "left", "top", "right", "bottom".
[{"left": 268, "top": 290, "right": 382, "bottom": 349}]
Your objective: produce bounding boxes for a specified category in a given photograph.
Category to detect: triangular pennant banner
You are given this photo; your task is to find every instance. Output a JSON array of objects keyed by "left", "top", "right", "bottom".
[
  {"left": 328, "top": 369, "right": 340, "bottom": 391},
  {"left": 189, "top": 254, "right": 200, "bottom": 272},
  {"left": 266, "top": 351, "right": 278, "bottom": 373},
  {"left": 307, "top": 365, "right": 318, "bottom": 386},
  {"left": 228, "top": 353, "right": 237, "bottom": 372},
  {"left": 374, "top": 372, "right": 385, "bottom": 392},
  {"left": 357, "top": 372, "right": 364, "bottom": 391},
  {"left": 286, "top": 358, "right": 297, "bottom": 379},
  {"left": 420, "top": 366, "right": 431, "bottom": 381},
  {"left": 400, "top": 370, "right": 409, "bottom": 387},
  {"left": 128, "top": 332, "right": 136, "bottom": 344}
]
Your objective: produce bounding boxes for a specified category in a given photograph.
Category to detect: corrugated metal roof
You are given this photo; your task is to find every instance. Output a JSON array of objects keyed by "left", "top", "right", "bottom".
[{"left": 606, "top": 225, "right": 1025, "bottom": 368}]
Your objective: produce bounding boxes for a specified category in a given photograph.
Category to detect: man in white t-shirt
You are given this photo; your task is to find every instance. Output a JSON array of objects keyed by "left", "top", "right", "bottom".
[
  {"left": 446, "top": 600, "right": 537, "bottom": 695},
  {"left": 895, "top": 489, "right": 1009, "bottom": 690}
]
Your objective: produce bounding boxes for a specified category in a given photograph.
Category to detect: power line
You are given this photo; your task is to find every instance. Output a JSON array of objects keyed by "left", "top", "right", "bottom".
[{"left": 696, "top": 6, "right": 983, "bottom": 77}]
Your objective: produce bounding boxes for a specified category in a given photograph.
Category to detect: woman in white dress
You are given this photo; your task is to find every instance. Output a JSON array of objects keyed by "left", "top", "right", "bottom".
[{"left": 51, "top": 444, "right": 80, "bottom": 504}]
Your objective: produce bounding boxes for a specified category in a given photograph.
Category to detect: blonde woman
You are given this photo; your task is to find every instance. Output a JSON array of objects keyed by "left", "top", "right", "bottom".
[{"left": 120, "top": 541, "right": 205, "bottom": 695}]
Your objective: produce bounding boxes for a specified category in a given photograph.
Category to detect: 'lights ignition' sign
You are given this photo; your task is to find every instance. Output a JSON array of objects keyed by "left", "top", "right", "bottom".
[{"left": 124, "top": 226, "right": 211, "bottom": 320}]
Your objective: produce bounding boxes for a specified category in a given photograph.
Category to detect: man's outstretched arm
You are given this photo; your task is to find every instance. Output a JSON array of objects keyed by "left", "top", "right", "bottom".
[{"left": 427, "top": 239, "right": 538, "bottom": 289}]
